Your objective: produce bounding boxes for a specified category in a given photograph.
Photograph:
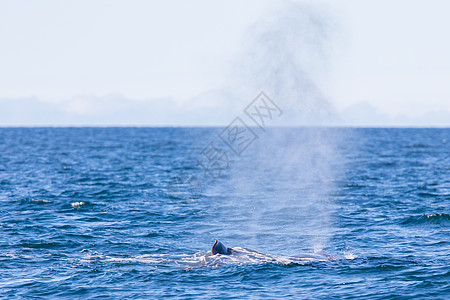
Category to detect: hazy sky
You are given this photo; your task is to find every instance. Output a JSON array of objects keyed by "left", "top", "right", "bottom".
[{"left": 1, "top": 0, "right": 449, "bottom": 126}]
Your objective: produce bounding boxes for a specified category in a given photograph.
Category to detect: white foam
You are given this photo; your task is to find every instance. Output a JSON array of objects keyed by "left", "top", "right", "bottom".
[{"left": 71, "top": 201, "right": 86, "bottom": 208}]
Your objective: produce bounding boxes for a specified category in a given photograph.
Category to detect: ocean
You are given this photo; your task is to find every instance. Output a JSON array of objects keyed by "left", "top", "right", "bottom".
[{"left": 0, "top": 127, "right": 448, "bottom": 299}]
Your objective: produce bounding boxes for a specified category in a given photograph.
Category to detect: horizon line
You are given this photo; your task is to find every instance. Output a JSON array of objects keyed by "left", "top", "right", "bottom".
[{"left": 0, "top": 125, "right": 449, "bottom": 129}]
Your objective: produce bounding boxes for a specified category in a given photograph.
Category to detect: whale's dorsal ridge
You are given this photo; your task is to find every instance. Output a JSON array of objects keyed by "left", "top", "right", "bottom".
[{"left": 211, "top": 240, "right": 232, "bottom": 255}]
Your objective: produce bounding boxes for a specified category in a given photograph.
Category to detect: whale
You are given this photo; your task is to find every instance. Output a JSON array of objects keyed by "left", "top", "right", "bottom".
[{"left": 211, "top": 240, "right": 336, "bottom": 261}]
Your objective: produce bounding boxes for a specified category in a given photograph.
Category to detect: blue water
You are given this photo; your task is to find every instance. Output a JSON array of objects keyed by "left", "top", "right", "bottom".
[{"left": 0, "top": 127, "right": 449, "bottom": 299}]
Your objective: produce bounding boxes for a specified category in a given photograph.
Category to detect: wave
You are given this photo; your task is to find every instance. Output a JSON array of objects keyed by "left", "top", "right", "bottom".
[
  {"left": 401, "top": 213, "right": 450, "bottom": 226},
  {"left": 407, "top": 143, "right": 429, "bottom": 148},
  {"left": 416, "top": 192, "right": 440, "bottom": 198}
]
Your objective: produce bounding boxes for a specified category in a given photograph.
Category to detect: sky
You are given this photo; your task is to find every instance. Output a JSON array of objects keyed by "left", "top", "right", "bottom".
[{"left": 0, "top": 0, "right": 449, "bottom": 126}]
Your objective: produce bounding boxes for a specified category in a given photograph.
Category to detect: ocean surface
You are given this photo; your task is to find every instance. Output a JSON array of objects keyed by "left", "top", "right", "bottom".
[{"left": 0, "top": 127, "right": 448, "bottom": 299}]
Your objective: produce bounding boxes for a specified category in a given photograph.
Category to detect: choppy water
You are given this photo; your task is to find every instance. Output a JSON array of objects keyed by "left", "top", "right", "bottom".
[{"left": 0, "top": 127, "right": 448, "bottom": 299}]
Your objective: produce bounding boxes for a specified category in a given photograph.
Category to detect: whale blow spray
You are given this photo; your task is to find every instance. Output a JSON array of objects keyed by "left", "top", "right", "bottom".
[{"left": 226, "top": 2, "right": 342, "bottom": 254}]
